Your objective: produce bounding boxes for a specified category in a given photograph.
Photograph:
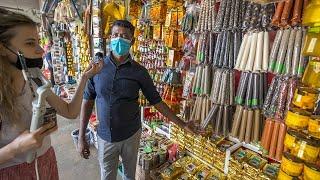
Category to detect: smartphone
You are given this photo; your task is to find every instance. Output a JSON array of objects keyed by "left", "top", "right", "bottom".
[
  {"left": 93, "top": 52, "right": 104, "bottom": 63},
  {"left": 43, "top": 107, "right": 57, "bottom": 126}
]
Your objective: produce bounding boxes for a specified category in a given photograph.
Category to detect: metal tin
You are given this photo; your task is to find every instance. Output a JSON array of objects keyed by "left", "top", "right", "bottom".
[
  {"left": 281, "top": 152, "right": 304, "bottom": 177},
  {"left": 278, "top": 169, "right": 300, "bottom": 180},
  {"left": 151, "top": 152, "right": 159, "bottom": 167},
  {"left": 158, "top": 149, "right": 167, "bottom": 164},
  {"left": 304, "top": 162, "right": 320, "bottom": 180},
  {"left": 142, "top": 154, "right": 153, "bottom": 170},
  {"left": 285, "top": 108, "right": 311, "bottom": 130}
]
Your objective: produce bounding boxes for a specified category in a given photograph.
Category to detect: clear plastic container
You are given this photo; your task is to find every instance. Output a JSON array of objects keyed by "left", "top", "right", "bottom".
[
  {"left": 302, "top": 28, "right": 320, "bottom": 57},
  {"left": 303, "top": 0, "right": 320, "bottom": 27},
  {"left": 284, "top": 129, "right": 320, "bottom": 163},
  {"left": 302, "top": 59, "right": 320, "bottom": 89}
]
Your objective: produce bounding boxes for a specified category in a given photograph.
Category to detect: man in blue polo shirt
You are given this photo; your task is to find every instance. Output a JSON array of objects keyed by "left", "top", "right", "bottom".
[{"left": 78, "top": 20, "right": 192, "bottom": 180}]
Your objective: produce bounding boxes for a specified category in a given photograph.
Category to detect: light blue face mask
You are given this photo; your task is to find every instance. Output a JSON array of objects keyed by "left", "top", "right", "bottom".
[{"left": 110, "top": 37, "right": 131, "bottom": 56}]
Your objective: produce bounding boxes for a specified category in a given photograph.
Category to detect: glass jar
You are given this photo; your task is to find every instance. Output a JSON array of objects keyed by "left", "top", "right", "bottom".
[
  {"left": 291, "top": 135, "right": 320, "bottom": 163},
  {"left": 284, "top": 129, "right": 320, "bottom": 163},
  {"left": 281, "top": 152, "right": 304, "bottom": 177},
  {"left": 302, "top": 59, "right": 320, "bottom": 89},
  {"left": 309, "top": 116, "right": 320, "bottom": 139},
  {"left": 292, "top": 86, "right": 319, "bottom": 111},
  {"left": 302, "top": 0, "right": 320, "bottom": 27},
  {"left": 302, "top": 28, "right": 320, "bottom": 57}
]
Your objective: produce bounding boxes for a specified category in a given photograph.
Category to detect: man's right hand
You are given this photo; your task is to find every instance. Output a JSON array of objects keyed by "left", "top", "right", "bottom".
[{"left": 78, "top": 138, "right": 90, "bottom": 159}]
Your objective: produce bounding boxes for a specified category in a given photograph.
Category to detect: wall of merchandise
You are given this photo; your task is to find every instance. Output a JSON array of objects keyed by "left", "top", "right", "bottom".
[{"left": 39, "top": 0, "right": 320, "bottom": 179}]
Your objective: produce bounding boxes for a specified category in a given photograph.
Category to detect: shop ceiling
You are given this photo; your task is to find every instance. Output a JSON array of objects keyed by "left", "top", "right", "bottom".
[{"left": 0, "top": 0, "right": 40, "bottom": 10}]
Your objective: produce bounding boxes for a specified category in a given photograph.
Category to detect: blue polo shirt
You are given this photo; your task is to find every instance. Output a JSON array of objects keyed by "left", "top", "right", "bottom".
[{"left": 83, "top": 55, "right": 162, "bottom": 142}]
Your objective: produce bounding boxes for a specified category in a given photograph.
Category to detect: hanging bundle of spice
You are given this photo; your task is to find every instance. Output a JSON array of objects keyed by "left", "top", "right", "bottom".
[
  {"left": 200, "top": 69, "right": 235, "bottom": 136},
  {"left": 235, "top": 72, "right": 267, "bottom": 108},
  {"left": 195, "top": 0, "right": 216, "bottom": 33},
  {"left": 233, "top": 1, "right": 274, "bottom": 72},
  {"left": 196, "top": 32, "right": 216, "bottom": 64},
  {"left": 210, "top": 69, "right": 235, "bottom": 106},
  {"left": 267, "top": 77, "right": 289, "bottom": 120},
  {"left": 234, "top": 31, "right": 270, "bottom": 72},
  {"left": 191, "top": 65, "right": 212, "bottom": 96},
  {"left": 239, "top": 1, "right": 275, "bottom": 31},
  {"left": 271, "top": 0, "right": 306, "bottom": 28},
  {"left": 189, "top": 64, "right": 213, "bottom": 124},
  {"left": 180, "top": 99, "right": 194, "bottom": 122},
  {"left": 190, "top": 96, "right": 212, "bottom": 125},
  {"left": 234, "top": 2, "right": 274, "bottom": 71},
  {"left": 214, "top": 0, "right": 247, "bottom": 31},
  {"left": 231, "top": 105, "right": 264, "bottom": 143},
  {"left": 268, "top": 28, "right": 307, "bottom": 77},
  {"left": 201, "top": 104, "right": 235, "bottom": 136},
  {"left": 231, "top": 72, "right": 268, "bottom": 143},
  {"left": 260, "top": 119, "right": 287, "bottom": 161},
  {"left": 212, "top": 31, "right": 242, "bottom": 69},
  {"left": 263, "top": 76, "right": 298, "bottom": 119},
  {"left": 199, "top": 104, "right": 234, "bottom": 137}
]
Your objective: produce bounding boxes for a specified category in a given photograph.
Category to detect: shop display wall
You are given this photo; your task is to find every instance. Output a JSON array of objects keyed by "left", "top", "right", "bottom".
[{"left": 40, "top": 0, "right": 320, "bottom": 179}]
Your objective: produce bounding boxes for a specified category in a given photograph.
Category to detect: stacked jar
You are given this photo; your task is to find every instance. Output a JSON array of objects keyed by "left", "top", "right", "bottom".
[{"left": 279, "top": 1, "right": 320, "bottom": 179}]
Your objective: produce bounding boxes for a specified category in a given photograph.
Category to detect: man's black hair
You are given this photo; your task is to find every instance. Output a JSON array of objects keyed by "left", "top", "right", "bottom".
[
  {"left": 95, "top": 52, "right": 104, "bottom": 58},
  {"left": 111, "top": 20, "right": 135, "bottom": 37}
]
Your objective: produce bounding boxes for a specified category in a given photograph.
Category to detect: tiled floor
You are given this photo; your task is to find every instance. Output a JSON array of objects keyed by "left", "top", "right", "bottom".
[{"left": 51, "top": 116, "right": 122, "bottom": 180}]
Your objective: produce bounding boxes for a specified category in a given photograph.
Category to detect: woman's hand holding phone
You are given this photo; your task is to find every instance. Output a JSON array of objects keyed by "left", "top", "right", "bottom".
[{"left": 11, "top": 122, "right": 57, "bottom": 155}]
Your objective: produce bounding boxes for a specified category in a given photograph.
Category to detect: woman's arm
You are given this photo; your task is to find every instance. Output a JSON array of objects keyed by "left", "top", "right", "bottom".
[
  {"left": 46, "top": 61, "right": 103, "bottom": 119},
  {"left": 0, "top": 122, "right": 57, "bottom": 164},
  {"left": 0, "top": 141, "right": 18, "bottom": 164},
  {"left": 46, "top": 75, "right": 88, "bottom": 119}
]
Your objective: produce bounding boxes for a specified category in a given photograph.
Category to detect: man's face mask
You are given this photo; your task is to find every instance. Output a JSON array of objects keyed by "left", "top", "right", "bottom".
[
  {"left": 110, "top": 37, "right": 131, "bottom": 56},
  {"left": 3, "top": 44, "right": 43, "bottom": 70}
]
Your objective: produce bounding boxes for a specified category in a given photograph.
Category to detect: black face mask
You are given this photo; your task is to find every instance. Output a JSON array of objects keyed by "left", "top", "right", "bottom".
[
  {"left": 3, "top": 44, "right": 43, "bottom": 70},
  {"left": 14, "top": 56, "right": 44, "bottom": 70}
]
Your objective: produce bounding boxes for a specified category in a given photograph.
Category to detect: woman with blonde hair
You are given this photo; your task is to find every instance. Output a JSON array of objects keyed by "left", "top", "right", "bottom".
[{"left": 0, "top": 8, "right": 103, "bottom": 179}]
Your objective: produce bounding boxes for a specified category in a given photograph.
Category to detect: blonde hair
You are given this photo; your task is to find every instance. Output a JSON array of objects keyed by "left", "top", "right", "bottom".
[{"left": 0, "top": 8, "right": 36, "bottom": 127}]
